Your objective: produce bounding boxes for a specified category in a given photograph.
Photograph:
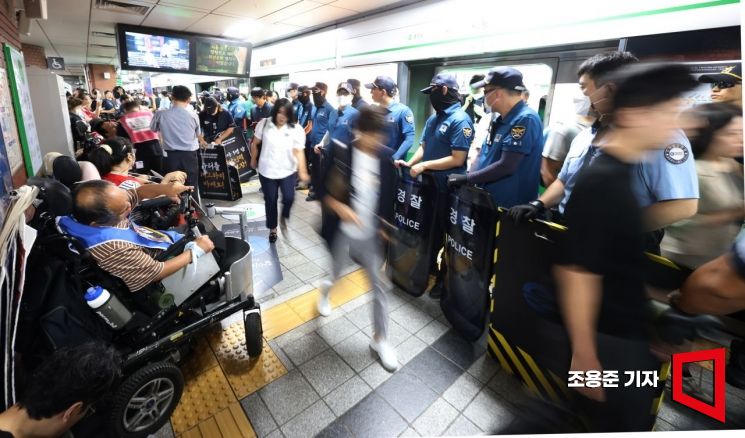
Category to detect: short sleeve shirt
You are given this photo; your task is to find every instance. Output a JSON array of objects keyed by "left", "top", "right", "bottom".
[
  {"left": 199, "top": 110, "right": 236, "bottom": 142},
  {"left": 150, "top": 106, "right": 200, "bottom": 152},
  {"left": 474, "top": 100, "right": 543, "bottom": 207},
  {"left": 386, "top": 101, "right": 416, "bottom": 160},
  {"left": 86, "top": 190, "right": 165, "bottom": 292},
  {"left": 542, "top": 120, "right": 585, "bottom": 162},
  {"left": 328, "top": 105, "right": 359, "bottom": 146},
  {"left": 557, "top": 127, "right": 699, "bottom": 214},
  {"left": 310, "top": 101, "right": 335, "bottom": 145},
  {"left": 255, "top": 120, "right": 306, "bottom": 179},
  {"left": 420, "top": 102, "right": 474, "bottom": 190}
]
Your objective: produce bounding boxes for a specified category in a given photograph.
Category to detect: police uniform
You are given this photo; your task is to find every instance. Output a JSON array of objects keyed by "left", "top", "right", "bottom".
[
  {"left": 309, "top": 100, "right": 335, "bottom": 146},
  {"left": 385, "top": 101, "right": 416, "bottom": 161},
  {"left": 326, "top": 104, "right": 359, "bottom": 147},
  {"left": 251, "top": 103, "right": 273, "bottom": 124},
  {"left": 225, "top": 100, "right": 247, "bottom": 130},
  {"left": 474, "top": 99, "right": 543, "bottom": 207},
  {"left": 557, "top": 128, "right": 699, "bottom": 214},
  {"left": 420, "top": 102, "right": 474, "bottom": 191}
]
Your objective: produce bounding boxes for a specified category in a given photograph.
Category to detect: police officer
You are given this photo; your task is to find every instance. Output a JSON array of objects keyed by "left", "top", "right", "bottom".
[
  {"left": 365, "top": 75, "right": 415, "bottom": 161},
  {"left": 448, "top": 67, "right": 543, "bottom": 208},
  {"left": 400, "top": 72, "right": 474, "bottom": 297},
  {"left": 224, "top": 86, "right": 247, "bottom": 137},
  {"left": 315, "top": 82, "right": 360, "bottom": 153},
  {"left": 307, "top": 82, "right": 335, "bottom": 201},
  {"left": 508, "top": 51, "right": 699, "bottom": 253},
  {"left": 296, "top": 85, "right": 315, "bottom": 188},
  {"left": 347, "top": 79, "right": 369, "bottom": 109}
]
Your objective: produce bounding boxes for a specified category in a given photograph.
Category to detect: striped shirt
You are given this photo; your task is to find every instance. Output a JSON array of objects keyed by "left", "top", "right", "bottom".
[{"left": 87, "top": 190, "right": 165, "bottom": 292}]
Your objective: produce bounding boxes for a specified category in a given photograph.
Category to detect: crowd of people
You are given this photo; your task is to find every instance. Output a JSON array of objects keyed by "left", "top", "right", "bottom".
[{"left": 50, "top": 52, "right": 744, "bottom": 432}]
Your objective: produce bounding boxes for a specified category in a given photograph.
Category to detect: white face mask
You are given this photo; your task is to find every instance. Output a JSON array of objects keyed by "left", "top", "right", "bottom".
[
  {"left": 337, "top": 95, "right": 353, "bottom": 107},
  {"left": 573, "top": 95, "right": 591, "bottom": 116}
]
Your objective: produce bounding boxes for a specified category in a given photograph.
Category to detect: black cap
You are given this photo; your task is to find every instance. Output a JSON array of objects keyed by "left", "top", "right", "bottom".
[
  {"left": 347, "top": 79, "right": 361, "bottom": 89},
  {"left": 471, "top": 67, "right": 526, "bottom": 91},
  {"left": 337, "top": 82, "right": 353, "bottom": 94},
  {"left": 698, "top": 64, "right": 742, "bottom": 84},
  {"left": 203, "top": 96, "right": 218, "bottom": 110},
  {"left": 311, "top": 82, "right": 328, "bottom": 93},
  {"left": 288, "top": 82, "right": 299, "bottom": 90},
  {"left": 298, "top": 85, "right": 310, "bottom": 93},
  {"left": 421, "top": 73, "right": 459, "bottom": 94},
  {"left": 364, "top": 76, "right": 396, "bottom": 93}
]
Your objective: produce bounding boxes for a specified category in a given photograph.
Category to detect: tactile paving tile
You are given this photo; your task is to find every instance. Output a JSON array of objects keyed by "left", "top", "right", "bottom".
[
  {"left": 206, "top": 322, "right": 288, "bottom": 399},
  {"left": 286, "top": 288, "right": 322, "bottom": 321},
  {"left": 180, "top": 337, "right": 220, "bottom": 381},
  {"left": 262, "top": 303, "right": 304, "bottom": 340},
  {"left": 171, "top": 365, "right": 236, "bottom": 435},
  {"left": 346, "top": 269, "right": 371, "bottom": 291},
  {"left": 329, "top": 277, "right": 367, "bottom": 306}
]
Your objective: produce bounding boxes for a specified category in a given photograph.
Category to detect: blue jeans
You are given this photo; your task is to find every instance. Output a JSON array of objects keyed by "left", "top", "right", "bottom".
[{"left": 259, "top": 173, "right": 297, "bottom": 230}]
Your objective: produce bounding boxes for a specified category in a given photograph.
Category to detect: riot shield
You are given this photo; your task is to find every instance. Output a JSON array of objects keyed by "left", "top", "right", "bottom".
[
  {"left": 387, "top": 171, "right": 440, "bottom": 296},
  {"left": 441, "top": 185, "right": 498, "bottom": 341}
]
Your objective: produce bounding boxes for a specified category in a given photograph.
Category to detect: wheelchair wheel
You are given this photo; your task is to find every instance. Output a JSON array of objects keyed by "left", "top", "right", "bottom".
[
  {"left": 244, "top": 309, "right": 263, "bottom": 357},
  {"left": 109, "top": 361, "right": 184, "bottom": 438}
]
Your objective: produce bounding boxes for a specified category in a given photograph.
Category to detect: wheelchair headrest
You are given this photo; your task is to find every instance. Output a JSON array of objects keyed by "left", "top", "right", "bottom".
[
  {"left": 27, "top": 177, "right": 73, "bottom": 218},
  {"left": 78, "top": 161, "right": 101, "bottom": 181},
  {"left": 52, "top": 156, "right": 82, "bottom": 188}
]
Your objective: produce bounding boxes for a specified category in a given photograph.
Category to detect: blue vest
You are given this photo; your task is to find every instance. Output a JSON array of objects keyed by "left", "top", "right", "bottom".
[{"left": 58, "top": 216, "right": 182, "bottom": 251}]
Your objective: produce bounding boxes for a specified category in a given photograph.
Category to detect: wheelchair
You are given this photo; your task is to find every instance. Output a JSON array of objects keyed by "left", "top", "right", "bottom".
[{"left": 16, "top": 177, "right": 263, "bottom": 438}]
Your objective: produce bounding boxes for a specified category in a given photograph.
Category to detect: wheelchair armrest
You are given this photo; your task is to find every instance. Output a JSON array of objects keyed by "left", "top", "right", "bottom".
[{"left": 154, "top": 236, "right": 192, "bottom": 262}]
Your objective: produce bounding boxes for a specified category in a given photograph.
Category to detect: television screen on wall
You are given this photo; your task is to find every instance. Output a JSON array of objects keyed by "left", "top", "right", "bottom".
[
  {"left": 116, "top": 24, "right": 252, "bottom": 77},
  {"left": 194, "top": 38, "right": 251, "bottom": 76}
]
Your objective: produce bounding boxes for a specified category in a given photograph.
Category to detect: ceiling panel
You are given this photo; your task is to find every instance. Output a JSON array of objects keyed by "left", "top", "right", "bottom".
[
  {"left": 279, "top": 4, "right": 356, "bottom": 28},
  {"left": 141, "top": 5, "right": 208, "bottom": 30},
  {"left": 158, "top": 0, "right": 223, "bottom": 12},
  {"left": 256, "top": 22, "right": 305, "bottom": 42},
  {"left": 258, "top": 0, "right": 321, "bottom": 24},
  {"left": 185, "top": 13, "right": 247, "bottom": 36},
  {"left": 329, "top": 0, "right": 404, "bottom": 13},
  {"left": 214, "top": 0, "right": 299, "bottom": 19}
]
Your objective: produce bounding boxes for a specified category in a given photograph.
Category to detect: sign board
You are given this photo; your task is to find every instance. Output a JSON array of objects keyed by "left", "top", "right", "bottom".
[
  {"left": 4, "top": 44, "right": 42, "bottom": 176},
  {"left": 222, "top": 221, "right": 283, "bottom": 300},
  {"left": 198, "top": 146, "right": 242, "bottom": 201},
  {"left": 0, "top": 67, "right": 22, "bottom": 174},
  {"left": 221, "top": 130, "right": 254, "bottom": 183},
  {"left": 46, "top": 57, "right": 64, "bottom": 70}
]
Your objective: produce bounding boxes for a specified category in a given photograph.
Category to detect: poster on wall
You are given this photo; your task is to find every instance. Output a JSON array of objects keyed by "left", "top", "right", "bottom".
[
  {"left": 3, "top": 44, "right": 42, "bottom": 176},
  {"left": 0, "top": 68, "right": 23, "bottom": 175}
]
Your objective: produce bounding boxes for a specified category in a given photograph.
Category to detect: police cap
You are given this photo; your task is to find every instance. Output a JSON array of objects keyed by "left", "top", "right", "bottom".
[
  {"left": 471, "top": 67, "right": 526, "bottom": 91},
  {"left": 337, "top": 82, "right": 353, "bottom": 94},
  {"left": 421, "top": 73, "right": 459, "bottom": 94},
  {"left": 365, "top": 76, "right": 396, "bottom": 94}
]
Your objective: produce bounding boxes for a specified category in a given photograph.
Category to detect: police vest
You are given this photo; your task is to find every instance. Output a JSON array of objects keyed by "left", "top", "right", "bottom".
[{"left": 57, "top": 216, "right": 182, "bottom": 251}]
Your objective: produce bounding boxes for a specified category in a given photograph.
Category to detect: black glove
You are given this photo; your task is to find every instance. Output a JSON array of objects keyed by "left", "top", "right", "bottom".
[
  {"left": 447, "top": 173, "right": 468, "bottom": 187},
  {"left": 508, "top": 200, "right": 544, "bottom": 222}
]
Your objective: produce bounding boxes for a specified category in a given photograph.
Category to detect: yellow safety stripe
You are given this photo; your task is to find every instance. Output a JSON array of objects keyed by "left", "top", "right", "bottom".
[
  {"left": 491, "top": 328, "right": 541, "bottom": 395},
  {"left": 548, "top": 370, "right": 571, "bottom": 398},
  {"left": 487, "top": 333, "right": 513, "bottom": 374},
  {"left": 518, "top": 346, "right": 560, "bottom": 402},
  {"left": 659, "top": 361, "right": 671, "bottom": 381},
  {"left": 646, "top": 252, "right": 681, "bottom": 270}
]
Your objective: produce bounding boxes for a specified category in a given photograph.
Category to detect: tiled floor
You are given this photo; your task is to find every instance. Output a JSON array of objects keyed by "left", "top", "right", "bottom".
[{"left": 153, "top": 182, "right": 745, "bottom": 437}]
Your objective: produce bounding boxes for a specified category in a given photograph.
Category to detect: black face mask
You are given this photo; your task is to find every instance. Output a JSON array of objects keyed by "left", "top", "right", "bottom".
[
  {"left": 429, "top": 88, "right": 460, "bottom": 113},
  {"left": 313, "top": 93, "right": 325, "bottom": 107},
  {"left": 298, "top": 94, "right": 310, "bottom": 105}
]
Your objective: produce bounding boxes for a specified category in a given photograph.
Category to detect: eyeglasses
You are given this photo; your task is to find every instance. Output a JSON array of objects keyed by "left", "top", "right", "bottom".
[{"left": 711, "top": 81, "right": 740, "bottom": 89}]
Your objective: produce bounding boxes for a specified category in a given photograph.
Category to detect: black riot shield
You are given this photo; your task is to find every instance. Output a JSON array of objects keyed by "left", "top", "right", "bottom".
[
  {"left": 441, "top": 185, "right": 498, "bottom": 341},
  {"left": 387, "top": 172, "right": 440, "bottom": 296},
  {"left": 489, "top": 217, "right": 667, "bottom": 432}
]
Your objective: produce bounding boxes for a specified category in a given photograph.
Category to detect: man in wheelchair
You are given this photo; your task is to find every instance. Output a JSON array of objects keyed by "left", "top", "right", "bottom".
[{"left": 57, "top": 179, "right": 216, "bottom": 308}]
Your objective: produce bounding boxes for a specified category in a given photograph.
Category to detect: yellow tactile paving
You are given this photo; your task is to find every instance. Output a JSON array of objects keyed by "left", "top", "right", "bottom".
[
  {"left": 346, "top": 270, "right": 372, "bottom": 290},
  {"left": 207, "top": 326, "right": 288, "bottom": 399},
  {"left": 173, "top": 268, "right": 371, "bottom": 437},
  {"left": 262, "top": 303, "right": 305, "bottom": 340},
  {"left": 287, "top": 288, "right": 323, "bottom": 321},
  {"left": 171, "top": 365, "right": 236, "bottom": 435},
  {"left": 180, "top": 337, "right": 220, "bottom": 381},
  {"left": 329, "top": 277, "right": 368, "bottom": 306}
]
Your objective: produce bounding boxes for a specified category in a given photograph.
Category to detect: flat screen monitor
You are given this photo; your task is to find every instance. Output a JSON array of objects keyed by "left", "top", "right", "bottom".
[
  {"left": 118, "top": 25, "right": 191, "bottom": 72},
  {"left": 195, "top": 39, "right": 251, "bottom": 76}
]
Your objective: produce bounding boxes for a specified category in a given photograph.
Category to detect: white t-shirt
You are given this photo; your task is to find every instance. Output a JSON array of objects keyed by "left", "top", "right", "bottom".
[
  {"left": 340, "top": 147, "right": 381, "bottom": 240},
  {"left": 255, "top": 119, "right": 305, "bottom": 179}
]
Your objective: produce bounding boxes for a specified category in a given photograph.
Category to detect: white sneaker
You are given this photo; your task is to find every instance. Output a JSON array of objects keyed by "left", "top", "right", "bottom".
[
  {"left": 370, "top": 337, "right": 398, "bottom": 372},
  {"left": 317, "top": 280, "right": 333, "bottom": 317}
]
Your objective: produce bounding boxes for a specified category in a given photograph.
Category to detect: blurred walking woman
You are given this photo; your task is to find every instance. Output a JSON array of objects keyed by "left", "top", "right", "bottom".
[
  {"left": 662, "top": 102, "right": 744, "bottom": 269},
  {"left": 250, "top": 98, "right": 310, "bottom": 242}
]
